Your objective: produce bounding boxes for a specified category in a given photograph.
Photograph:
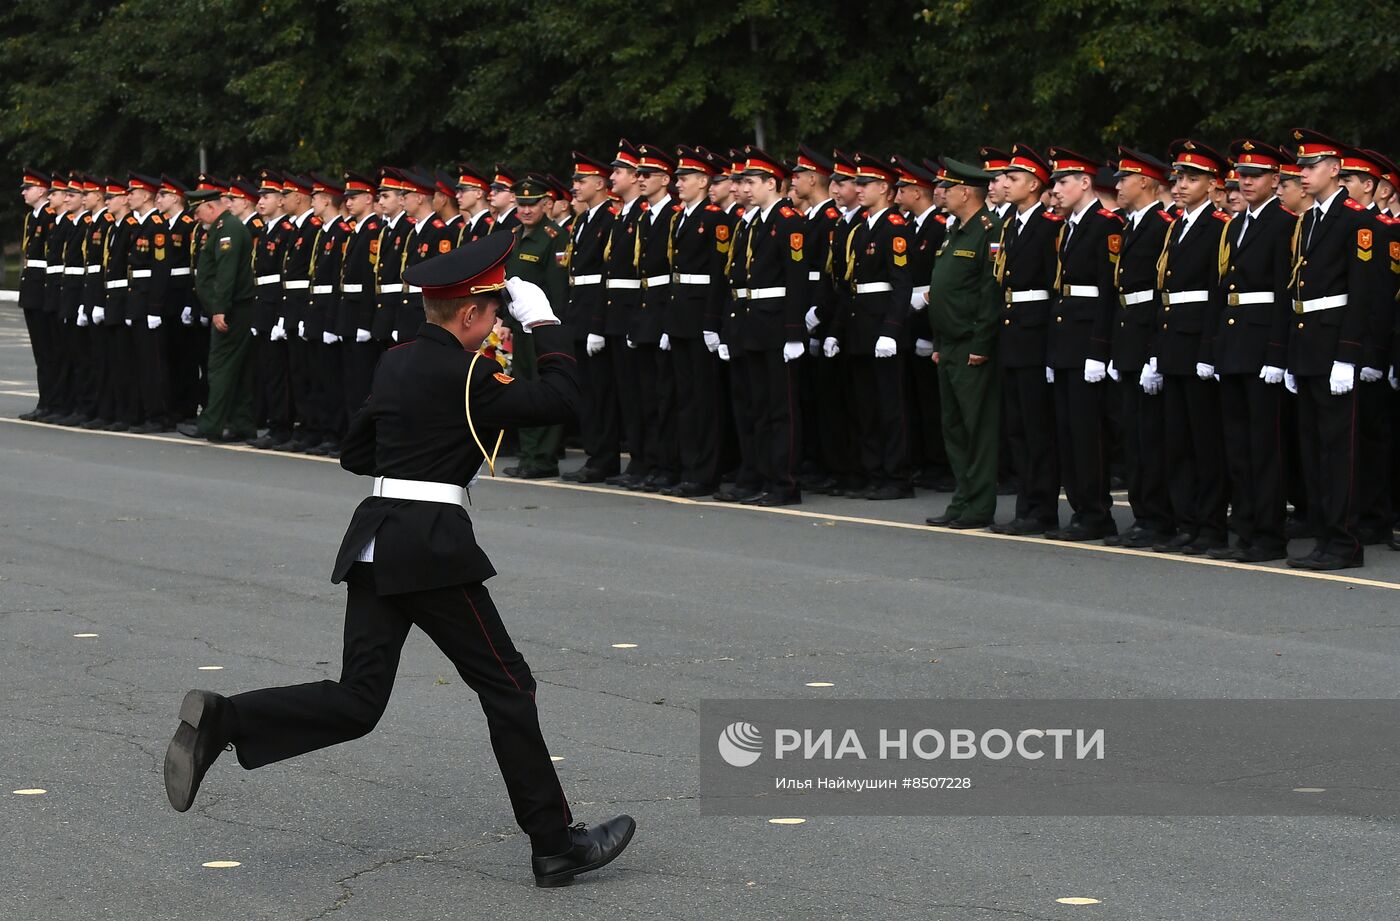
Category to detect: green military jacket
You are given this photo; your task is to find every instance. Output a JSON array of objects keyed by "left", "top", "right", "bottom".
[
  {"left": 194, "top": 210, "right": 254, "bottom": 318},
  {"left": 926, "top": 205, "right": 1002, "bottom": 356},
  {"left": 505, "top": 220, "right": 568, "bottom": 324}
]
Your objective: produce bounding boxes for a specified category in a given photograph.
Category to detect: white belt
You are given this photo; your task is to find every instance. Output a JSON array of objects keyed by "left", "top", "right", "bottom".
[
  {"left": 675, "top": 273, "right": 711, "bottom": 285},
  {"left": 1061, "top": 284, "right": 1100, "bottom": 298},
  {"left": 131, "top": 269, "right": 153, "bottom": 279},
  {"left": 572, "top": 273, "right": 603, "bottom": 286},
  {"left": 749, "top": 286, "right": 787, "bottom": 299},
  {"left": 1120, "top": 289, "right": 1154, "bottom": 306},
  {"left": 372, "top": 475, "right": 465, "bottom": 507},
  {"left": 1161, "top": 289, "right": 1208, "bottom": 305},
  {"left": 342, "top": 283, "right": 364, "bottom": 293},
  {"left": 1295, "top": 294, "right": 1348, "bottom": 314},
  {"left": 25, "top": 258, "right": 48, "bottom": 269},
  {"left": 106, "top": 279, "right": 128, "bottom": 290},
  {"left": 732, "top": 288, "right": 749, "bottom": 299},
  {"left": 1006, "top": 289, "right": 1050, "bottom": 303},
  {"left": 807, "top": 271, "right": 822, "bottom": 282},
  {"left": 642, "top": 274, "right": 670, "bottom": 288},
  {"left": 284, "top": 279, "right": 309, "bottom": 289},
  {"left": 606, "top": 278, "right": 641, "bottom": 290},
  {"left": 312, "top": 285, "right": 333, "bottom": 295},
  {"left": 46, "top": 265, "right": 64, "bottom": 274},
  {"left": 1226, "top": 291, "right": 1272, "bottom": 306},
  {"left": 85, "top": 265, "right": 101, "bottom": 274},
  {"left": 854, "top": 282, "right": 892, "bottom": 294},
  {"left": 64, "top": 267, "right": 85, "bottom": 275},
  {"left": 169, "top": 267, "right": 192, "bottom": 277},
  {"left": 912, "top": 285, "right": 930, "bottom": 296},
  {"left": 380, "top": 283, "right": 403, "bottom": 294},
  {"left": 256, "top": 273, "right": 281, "bottom": 286},
  {"left": 407, "top": 284, "right": 422, "bottom": 294}
]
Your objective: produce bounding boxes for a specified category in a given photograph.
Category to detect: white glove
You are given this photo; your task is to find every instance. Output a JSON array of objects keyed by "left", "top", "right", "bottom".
[
  {"left": 124, "top": 318, "right": 132, "bottom": 327},
  {"left": 323, "top": 330, "right": 339, "bottom": 345},
  {"left": 1260, "top": 365, "right": 1284, "bottom": 385},
  {"left": 1195, "top": 362, "right": 1215, "bottom": 381},
  {"left": 1390, "top": 366, "right": 1400, "bottom": 391},
  {"left": 1139, "top": 357, "right": 1163, "bottom": 395},
  {"left": 912, "top": 290, "right": 928, "bottom": 311},
  {"left": 626, "top": 337, "right": 636, "bottom": 349},
  {"left": 270, "top": 320, "right": 287, "bottom": 342},
  {"left": 504, "top": 276, "right": 558, "bottom": 329},
  {"left": 298, "top": 320, "right": 306, "bottom": 340},
  {"left": 92, "top": 305, "right": 105, "bottom": 325},
  {"left": 783, "top": 341, "right": 805, "bottom": 363},
  {"left": 703, "top": 330, "right": 721, "bottom": 352},
  {"left": 181, "top": 306, "right": 193, "bottom": 326},
  {"left": 1046, "top": 366, "right": 1055, "bottom": 384},
  {"left": 355, "top": 327, "right": 371, "bottom": 343},
  {"left": 804, "top": 306, "right": 820, "bottom": 333},
  {"left": 1330, "top": 361, "right": 1355, "bottom": 395},
  {"left": 390, "top": 330, "right": 398, "bottom": 342},
  {"left": 586, "top": 333, "right": 605, "bottom": 356},
  {"left": 659, "top": 333, "right": 671, "bottom": 351},
  {"left": 1360, "top": 366, "right": 1384, "bottom": 383},
  {"left": 1107, "top": 360, "right": 1120, "bottom": 382},
  {"left": 250, "top": 327, "right": 258, "bottom": 337},
  {"left": 77, "top": 307, "right": 89, "bottom": 327},
  {"left": 808, "top": 338, "right": 820, "bottom": 357},
  {"left": 914, "top": 338, "right": 934, "bottom": 358},
  {"left": 717, "top": 344, "right": 730, "bottom": 362},
  {"left": 1085, "top": 358, "right": 1107, "bottom": 383},
  {"left": 823, "top": 337, "right": 840, "bottom": 358},
  {"left": 147, "top": 314, "right": 162, "bottom": 330},
  {"left": 1284, "top": 371, "right": 1297, "bottom": 394},
  {"left": 199, "top": 314, "right": 209, "bottom": 327},
  {"left": 874, "top": 335, "right": 897, "bottom": 358}
]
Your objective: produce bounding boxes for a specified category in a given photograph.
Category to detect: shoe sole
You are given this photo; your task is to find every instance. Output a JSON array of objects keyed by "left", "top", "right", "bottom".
[
  {"left": 534, "top": 819, "right": 636, "bottom": 888},
  {"left": 164, "top": 690, "right": 211, "bottom": 812}
]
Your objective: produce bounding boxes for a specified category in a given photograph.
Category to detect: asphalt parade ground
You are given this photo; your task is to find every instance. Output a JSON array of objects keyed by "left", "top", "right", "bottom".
[{"left": 3, "top": 307, "right": 1399, "bottom": 920}]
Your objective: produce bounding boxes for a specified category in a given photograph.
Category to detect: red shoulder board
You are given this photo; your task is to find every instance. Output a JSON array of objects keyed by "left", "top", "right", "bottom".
[
  {"left": 1344, "top": 198, "right": 1365, "bottom": 211},
  {"left": 483, "top": 215, "right": 494, "bottom": 224},
  {"left": 1041, "top": 211, "right": 1064, "bottom": 221},
  {"left": 1097, "top": 207, "right": 1123, "bottom": 222},
  {"left": 1280, "top": 206, "right": 1297, "bottom": 217},
  {"left": 310, "top": 216, "right": 322, "bottom": 227},
  {"left": 281, "top": 219, "right": 294, "bottom": 230},
  {"left": 544, "top": 224, "right": 558, "bottom": 237},
  {"left": 886, "top": 212, "right": 906, "bottom": 225},
  {"left": 179, "top": 214, "right": 193, "bottom": 225},
  {"left": 1211, "top": 210, "right": 1231, "bottom": 222},
  {"left": 639, "top": 200, "right": 650, "bottom": 211},
  {"left": 405, "top": 215, "right": 417, "bottom": 224},
  {"left": 824, "top": 206, "right": 840, "bottom": 219},
  {"left": 779, "top": 205, "right": 798, "bottom": 218},
  {"left": 735, "top": 206, "right": 746, "bottom": 217},
  {"left": 431, "top": 218, "right": 445, "bottom": 228},
  {"left": 80, "top": 214, "right": 91, "bottom": 223},
  {"left": 125, "top": 215, "right": 138, "bottom": 225},
  {"left": 933, "top": 213, "right": 949, "bottom": 224},
  {"left": 671, "top": 203, "right": 682, "bottom": 212},
  {"left": 704, "top": 203, "right": 721, "bottom": 212},
  {"left": 152, "top": 213, "right": 165, "bottom": 224},
  {"left": 1156, "top": 210, "right": 1176, "bottom": 223},
  {"left": 102, "top": 212, "right": 115, "bottom": 223},
  {"left": 607, "top": 204, "right": 619, "bottom": 215}
]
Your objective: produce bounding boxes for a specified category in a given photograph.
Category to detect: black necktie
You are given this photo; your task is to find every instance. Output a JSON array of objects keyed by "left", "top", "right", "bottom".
[
  {"left": 1237, "top": 213, "right": 1250, "bottom": 245},
  {"left": 1306, "top": 208, "right": 1321, "bottom": 251}
]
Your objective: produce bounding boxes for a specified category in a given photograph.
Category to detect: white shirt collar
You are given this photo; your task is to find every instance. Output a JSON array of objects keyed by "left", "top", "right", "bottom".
[
  {"left": 1314, "top": 187, "right": 1345, "bottom": 217},
  {"left": 1015, "top": 202, "right": 1041, "bottom": 228},
  {"left": 1068, "top": 200, "right": 1095, "bottom": 226},
  {"left": 413, "top": 212, "right": 436, "bottom": 234},
  {"left": 683, "top": 199, "right": 703, "bottom": 217},
  {"left": 649, "top": 194, "right": 673, "bottom": 222},
  {"left": 1128, "top": 203, "right": 1157, "bottom": 227},
  {"left": 32, "top": 203, "right": 45, "bottom": 217},
  {"left": 586, "top": 200, "right": 608, "bottom": 220},
  {"left": 384, "top": 210, "right": 406, "bottom": 228},
  {"left": 759, "top": 199, "right": 781, "bottom": 221},
  {"left": 865, "top": 206, "right": 889, "bottom": 228},
  {"left": 913, "top": 204, "right": 938, "bottom": 231},
  {"left": 1179, "top": 199, "right": 1212, "bottom": 228},
  {"left": 469, "top": 207, "right": 491, "bottom": 225},
  {"left": 620, "top": 195, "right": 640, "bottom": 216},
  {"left": 133, "top": 208, "right": 154, "bottom": 222},
  {"left": 294, "top": 207, "right": 315, "bottom": 227},
  {"left": 91, "top": 206, "right": 107, "bottom": 221},
  {"left": 72, "top": 209, "right": 90, "bottom": 222},
  {"left": 497, "top": 205, "right": 516, "bottom": 222},
  {"left": 1245, "top": 196, "right": 1276, "bottom": 221}
]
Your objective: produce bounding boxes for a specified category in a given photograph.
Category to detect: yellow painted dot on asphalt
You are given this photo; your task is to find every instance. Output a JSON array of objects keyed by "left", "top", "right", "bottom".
[
  {"left": 1055, "top": 897, "right": 1101, "bottom": 905},
  {"left": 611, "top": 643, "right": 638, "bottom": 649},
  {"left": 197, "top": 666, "right": 224, "bottom": 671},
  {"left": 550, "top": 756, "right": 564, "bottom": 762},
  {"left": 12, "top": 789, "right": 47, "bottom": 796},
  {"left": 768, "top": 817, "right": 806, "bottom": 825},
  {"left": 73, "top": 633, "right": 99, "bottom": 638},
  {"left": 1293, "top": 787, "right": 1326, "bottom": 793},
  {"left": 805, "top": 681, "right": 835, "bottom": 688},
  {"left": 202, "top": 861, "right": 241, "bottom": 869}
]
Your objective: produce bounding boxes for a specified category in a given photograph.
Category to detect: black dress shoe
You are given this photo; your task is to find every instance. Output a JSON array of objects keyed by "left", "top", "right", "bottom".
[
  {"left": 751, "top": 491, "right": 801, "bottom": 507},
  {"left": 627, "top": 473, "right": 658, "bottom": 492},
  {"left": 948, "top": 517, "right": 992, "bottom": 530},
  {"left": 56, "top": 413, "right": 88, "bottom": 426},
  {"left": 665, "top": 481, "right": 714, "bottom": 498},
  {"left": 1153, "top": 532, "right": 1197, "bottom": 553},
  {"left": 925, "top": 511, "right": 960, "bottom": 526},
  {"left": 80, "top": 417, "right": 110, "bottom": 430},
  {"left": 1119, "top": 528, "right": 1171, "bottom": 549},
  {"left": 713, "top": 485, "right": 761, "bottom": 503},
  {"left": 563, "top": 466, "right": 615, "bottom": 483},
  {"left": 806, "top": 476, "right": 839, "bottom": 494},
  {"left": 18, "top": 409, "right": 40, "bottom": 421},
  {"left": 1237, "top": 546, "right": 1288, "bottom": 563},
  {"left": 1052, "top": 522, "right": 1114, "bottom": 542},
  {"left": 1179, "top": 535, "right": 1226, "bottom": 555},
  {"left": 866, "top": 484, "right": 914, "bottom": 500},
  {"left": 130, "top": 420, "right": 165, "bottom": 434},
  {"left": 502, "top": 465, "right": 526, "bottom": 478},
  {"left": 1287, "top": 551, "right": 1362, "bottom": 571},
  {"left": 164, "top": 689, "right": 233, "bottom": 812},
  {"left": 519, "top": 466, "right": 558, "bottom": 480},
  {"left": 104, "top": 421, "right": 132, "bottom": 432},
  {"left": 1205, "top": 544, "right": 1244, "bottom": 561},
  {"left": 176, "top": 423, "right": 204, "bottom": 439},
  {"left": 247, "top": 434, "right": 282, "bottom": 449},
  {"left": 531, "top": 815, "right": 636, "bottom": 888},
  {"left": 644, "top": 474, "right": 678, "bottom": 493},
  {"left": 996, "top": 518, "right": 1051, "bottom": 536}
]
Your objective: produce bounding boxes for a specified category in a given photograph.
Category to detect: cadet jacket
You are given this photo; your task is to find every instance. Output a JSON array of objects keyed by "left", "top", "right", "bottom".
[
  {"left": 804, "top": 199, "right": 842, "bottom": 332},
  {"left": 1360, "top": 205, "right": 1398, "bottom": 372},
  {"left": 1153, "top": 202, "right": 1230, "bottom": 374},
  {"left": 60, "top": 210, "right": 92, "bottom": 321},
  {"left": 396, "top": 214, "right": 453, "bottom": 342},
  {"left": 740, "top": 201, "right": 809, "bottom": 350},
  {"left": 566, "top": 200, "right": 615, "bottom": 339},
  {"left": 926, "top": 206, "right": 1001, "bottom": 356},
  {"left": 719, "top": 207, "right": 748, "bottom": 348},
  {"left": 194, "top": 210, "right": 255, "bottom": 320},
  {"left": 1111, "top": 203, "right": 1174, "bottom": 372},
  {"left": 993, "top": 203, "right": 1060, "bottom": 368},
  {"left": 1288, "top": 189, "right": 1372, "bottom": 376},
  {"left": 334, "top": 322, "right": 579, "bottom": 594},
  {"left": 103, "top": 213, "right": 133, "bottom": 324},
  {"left": 840, "top": 206, "right": 914, "bottom": 354},
  {"left": 489, "top": 207, "right": 521, "bottom": 237},
  {"left": 668, "top": 201, "right": 727, "bottom": 339},
  {"left": 372, "top": 211, "right": 414, "bottom": 341},
  {"left": 42, "top": 210, "right": 72, "bottom": 314},
  {"left": 904, "top": 208, "right": 947, "bottom": 351},
  {"left": 19, "top": 205, "right": 54, "bottom": 311},
  {"left": 633, "top": 196, "right": 680, "bottom": 344},
  {"left": 126, "top": 209, "right": 171, "bottom": 322},
  {"left": 1048, "top": 204, "right": 1123, "bottom": 370},
  {"left": 307, "top": 215, "right": 351, "bottom": 339},
  {"left": 460, "top": 209, "right": 495, "bottom": 245},
  {"left": 81, "top": 208, "right": 116, "bottom": 316},
  {"left": 821, "top": 207, "right": 864, "bottom": 342},
  {"left": 1212, "top": 197, "right": 1293, "bottom": 375},
  {"left": 280, "top": 209, "right": 322, "bottom": 333},
  {"left": 252, "top": 214, "right": 290, "bottom": 332},
  {"left": 339, "top": 214, "right": 384, "bottom": 338},
  {"left": 600, "top": 197, "right": 646, "bottom": 338},
  {"left": 161, "top": 208, "right": 199, "bottom": 320}
]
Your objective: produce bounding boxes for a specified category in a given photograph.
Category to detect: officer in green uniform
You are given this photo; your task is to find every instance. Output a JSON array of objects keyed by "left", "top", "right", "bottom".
[
  {"left": 179, "top": 188, "right": 256, "bottom": 442},
  {"left": 923, "top": 158, "right": 1003, "bottom": 528},
  {"left": 502, "top": 174, "right": 569, "bottom": 477}
]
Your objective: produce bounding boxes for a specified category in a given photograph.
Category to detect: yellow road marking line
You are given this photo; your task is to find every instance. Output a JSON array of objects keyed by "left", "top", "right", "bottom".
[{"left": 5, "top": 416, "right": 1397, "bottom": 592}]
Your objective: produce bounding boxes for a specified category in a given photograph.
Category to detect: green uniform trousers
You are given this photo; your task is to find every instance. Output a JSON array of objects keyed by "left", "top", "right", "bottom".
[
  {"left": 936, "top": 339, "right": 1000, "bottom": 523},
  {"left": 198, "top": 306, "right": 256, "bottom": 439}
]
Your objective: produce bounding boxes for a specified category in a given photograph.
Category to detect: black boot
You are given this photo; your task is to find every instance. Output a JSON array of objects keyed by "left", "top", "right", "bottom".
[
  {"left": 531, "top": 815, "right": 636, "bottom": 887},
  {"left": 163, "top": 689, "right": 235, "bottom": 812}
]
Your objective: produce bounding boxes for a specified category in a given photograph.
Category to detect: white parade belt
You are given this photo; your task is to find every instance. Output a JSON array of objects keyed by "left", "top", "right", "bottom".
[
  {"left": 1005, "top": 289, "right": 1050, "bottom": 303},
  {"left": 372, "top": 476, "right": 466, "bottom": 507},
  {"left": 854, "top": 282, "right": 893, "bottom": 294},
  {"left": 284, "top": 279, "right": 309, "bottom": 289},
  {"left": 255, "top": 273, "right": 281, "bottom": 286},
  {"left": 1061, "top": 284, "right": 1100, "bottom": 298},
  {"left": 1160, "top": 289, "right": 1208, "bottom": 305},
  {"left": 749, "top": 286, "right": 787, "bottom": 299},
  {"left": 379, "top": 283, "right": 403, "bottom": 294},
  {"left": 674, "top": 273, "right": 711, "bottom": 284},
  {"left": 642, "top": 274, "right": 670, "bottom": 288},
  {"left": 1294, "top": 294, "right": 1347, "bottom": 314},
  {"left": 1119, "top": 289, "right": 1153, "bottom": 306},
  {"left": 571, "top": 274, "right": 603, "bottom": 286},
  {"left": 131, "top": 269, "right": 153, "bottom": 279},
  {"left": 342, "top": 283, "right": 364, "bottom": 293},
  {"left": 606, "top": 278, "right": 641, "bottom": 290},
  {"left": 169, "top": 267, "right": 192, "bottom": 277},
  {"left": 312, "top": 285, "right": 333, "bottom": 295}
]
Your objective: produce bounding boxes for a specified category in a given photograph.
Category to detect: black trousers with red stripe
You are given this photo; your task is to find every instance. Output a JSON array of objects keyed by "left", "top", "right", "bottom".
[
  {"left": 227, "top": 563, "right": 572, "bottom": 846},
  {"left": 1296, "top": 375, "right": 1362, "bottom": 560},
  {"left": 743, "top": 346, "right": 801, "bottom": 496}
]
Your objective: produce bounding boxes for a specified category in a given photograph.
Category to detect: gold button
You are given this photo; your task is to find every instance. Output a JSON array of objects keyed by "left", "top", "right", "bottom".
[
  {"left": 1229, "top": 284, "right": 1236, "bottom": 291},
  {"left": 1163, "top": 323, "right": 1169, "bottom": 330},
  {"left": 1005, "top": 304, "right": 1012, "bottom": 310},
  {"left": 1227, "top": 318, "right": 1236, "bottom": 326},
  {"left": 1299, "top": 280, "right": 1305, "bottom": 287},
  {"left": 1164, "top": 306, "right": 1171, "bottom": 313},
  {"left": 1298, "top": 322, "right": 1304, "bottom": 329},
  {"left": 1166, "top": 270, "right": 1173, "bottom": 276},
  {"left": 1004, "top": 318, "right": 1010, "bottom": 325},
  {"left": 1302, "top": 259, "right": 1308, "bottom": 266},
  {"left": 1120, "top": 320, "right": 1125, "bottom": 327},
  {"left": 1056, "top": 316, "right": 1063, "bottom": 323}
]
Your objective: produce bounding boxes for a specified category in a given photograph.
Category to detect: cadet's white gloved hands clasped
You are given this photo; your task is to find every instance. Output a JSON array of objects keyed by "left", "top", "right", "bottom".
[
  {"left": 147, "top": 314, "right": 162, "bottom": 330},
  {"left": 355, "top": 327, "right": 371, "bottom": 343},
  {"left": 181, "top": 306, "right": 194, "bottom": 326},
  {"left": 804, "top": 306, "right": 820, "bottom": 333},
  {"left": 1140, "top": 357, "right": 1163, "bottom": 395},
  {"left": 270, "top": 319, "right": 287, "bottom": 342},
  {"left": 586, "top": 334, "right": 605, "bottom": 356},
  {"left": 1360, "top": 366, "right": 1384, "bottom": 384},
  {"left": 504, "top": 276, "right": 558, "bottom": 330},
  {"left": 1084, "top": 358, "right": 1107, "bottom": 383},
  {"left": 77, "top": 307, "right": 89, "bottom": 327},
  {"left": 298, "top": 320, "right": 306, "bottom": 340},
  {"left": 1259, "top": 365, "right": 1284, "bottom": 385},
  {"left": 323, "top": 331, "right": 340, "bottom": 345},
  {"left": 717, "top": 344, "right": 730, "bottom": 362},
  {"left": 1195, "top": 362, "right": 1215, "bottom": 381},
  {"left": 659, "top": 333, "right": 671, "bottom": 351},
  {"left": 1046, "top": 366, "right": 1055, "bottom": 384},
  {"left": 823, "top": 337, "right": 840, "bottom": 358},
  {"left": 92, "top": 305, "right": 105, "bottom": 325},
  {"left": 783, "top": 341, "right": 805, "bottom": 363},
  {"left": 1284, "top": 371, "right": 1297, "bottom": 394},
  {"left": 1107, "top": 360, "right": 1120, "bottom": 382},
  {"left": 914, "top": 339, "right": 935, "bottom": 358},
  {"left": 703, "top": 330, "right": 721, "bottom": 353},
  {"left": 390, "top": 330, "right": 398, "bottom": 342},
  {"left": 874, "top": 336, "right": 897, "bottom": 358},
  {"left": 1390, "top": 366, "right": 1400, "bottom": 391},
  {"left": 1330, "top": 361, "right": 1355, "bottom": 396}
]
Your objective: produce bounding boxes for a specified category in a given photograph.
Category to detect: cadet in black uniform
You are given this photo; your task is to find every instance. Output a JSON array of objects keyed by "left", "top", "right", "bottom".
[
  {"left": 79, "top": 178, "right": 121, "bottom": 429},
  {"left": 279, "top": 173, "right": 322, "bottom": 448},
  {"left": 338, "top": 171, "right": 385, "bottom": 424},
  {"left": 370, "top": 167, "right": 414, "bottom": 345},
  {"left": 1211, "top": 140, "right": 1294, "bottom": 561},
  {"left": 163, "top": 233, "right": 635, "bottom": 888},
  {"left": 305, "top": 173, "right": 352, "bottom": 455},
  {"left": 38, "top": 174, "right": 73, "bottom": 422},
  {"left": 395, "top": 168, "right": 452, "bottom": 344},
  {"left": 601, "top": 140, "right": 649, "bottom": 488},
  {"left": 715, "top": 150, "right": 762, "bottom": 502},
  {"left": 125, "top": 172, "right": 174, "bottom": 432},
  {"left": 17, "top": 170, "right": 54, "bottom": 421},
  {"left": 156, "top": 176, "right": 203, "bottom": 425}
]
